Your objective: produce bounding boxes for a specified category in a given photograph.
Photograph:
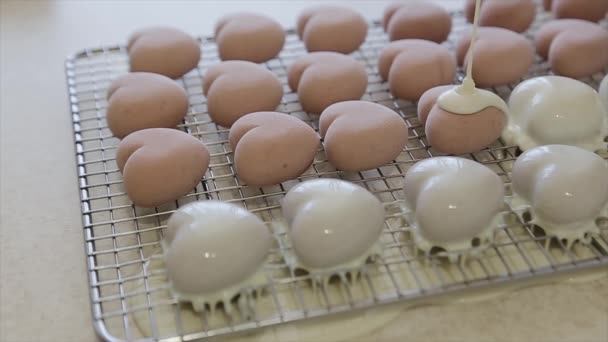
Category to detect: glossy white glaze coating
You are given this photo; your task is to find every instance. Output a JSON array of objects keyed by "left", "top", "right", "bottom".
[
  {"left": 437, "top": 85, "right": 509, "bottom": 114},
  {"left": 403, "top": 157, "right": 504, "bottom": 261},
  {"left": 504, "top": 76, "right": 608, "bottom": 151},
  {"left": 163, "top": 201, "right": 273, "bottom": 311},
  {"left": 282, "top": 179, "right": 385, "bottom": 273},
  {"left": 600, "top": 74, "right": 608, "bottom": 111},
  {"left": 509, "top": 145, "right": 607, "bottom": 247},
  {"left": 436, "top": 0, "right": 509, "bottom": 116}
]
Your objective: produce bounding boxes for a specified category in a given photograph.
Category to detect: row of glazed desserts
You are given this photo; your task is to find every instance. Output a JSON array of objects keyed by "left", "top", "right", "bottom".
[
  {"left": 163, "top": 179, "right": 386, "bottom": 311},
  {"left": 162, "top": 143, "right": 608, "bottom": 312},
  {"left": 403, "top": 145, "right": 608, "bottom": 261},
  {"left": 418, "top": 74, "right": 608, "bottom": 155}
]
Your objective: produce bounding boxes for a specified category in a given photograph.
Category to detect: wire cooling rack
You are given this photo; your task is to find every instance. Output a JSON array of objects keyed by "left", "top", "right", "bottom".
[{"left": 66, "top": 7, "right": 608, "bottom": 342}]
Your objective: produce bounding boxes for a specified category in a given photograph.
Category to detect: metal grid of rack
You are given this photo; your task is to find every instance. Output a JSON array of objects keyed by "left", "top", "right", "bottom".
[{"left": 66, "top": 8, "right": 608, "bottom": 342}]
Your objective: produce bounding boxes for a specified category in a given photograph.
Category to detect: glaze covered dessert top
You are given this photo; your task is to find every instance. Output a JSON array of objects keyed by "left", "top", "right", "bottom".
[
  {"left": 509, "top": 145, "right": 607, "bottom": 248},
  {"left": 504, "top": 76, "right": 608, "bottom": 151},
  {"left": 282, "top": 179, "right": 385, "bottom": 272},
  {"left": 403, "top": 157, "right": 504, "bottom": 260},
  {"left": 164, "top": 201, "right": 273, "bottom": 310}
]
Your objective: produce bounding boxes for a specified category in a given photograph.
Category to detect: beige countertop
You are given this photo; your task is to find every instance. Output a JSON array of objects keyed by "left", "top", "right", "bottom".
[{"left": 1, "top": 1, "right": 607, "bottom": 341}]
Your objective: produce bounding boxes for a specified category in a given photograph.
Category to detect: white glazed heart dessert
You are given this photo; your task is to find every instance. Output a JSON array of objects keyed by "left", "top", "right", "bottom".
[
  {"left": 163, "top": 201, "right": 273, "bottom": 312},
  {"left": 503, "top": 76, "right": 608, "bottom": 151},
  {"left": 508, "top": 145, "right": 608, "bottom": 248},
  {"left": 403, "top": 157, "right": 505, "bottom": 262},
  {"left": 281, "top": 179, "right": 385, "bottom": 279}
]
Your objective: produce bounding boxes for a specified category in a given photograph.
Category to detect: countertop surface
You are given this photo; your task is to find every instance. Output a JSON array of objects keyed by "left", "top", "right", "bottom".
[{"left": 1, "top": 1, "right": 607, "bottom": 341}]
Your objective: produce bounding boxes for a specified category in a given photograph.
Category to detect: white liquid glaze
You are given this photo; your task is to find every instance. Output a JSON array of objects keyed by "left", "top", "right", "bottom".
[
  {"left": 402, "top": 157, "right": 505, "bottom": 262},
  {"left": 436, "top": 0, "right": 509, "bottom": 116},
  {"left": 126, "top": 251, "right": 607, "bottom": 340},
  {"left": 508, "top": 145, "right": 607, "bottom": 248},
  {"left": 600, "top": 74, "right": 608, "bottom": 111},
  {"left": 126, "top": 242, "right": 607, "bottom": 340},
  {"left": 503, "top": 76, "right": 608, "bottom": 151},
  {"left": 281, "top": 179, "right": 385, "bottom": 275},
  {"left": 163, "top": 201, "right": 273, "bottom": 312},
  {"left": 437, "top": 85, "right": 509, "bottom": 114}
]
